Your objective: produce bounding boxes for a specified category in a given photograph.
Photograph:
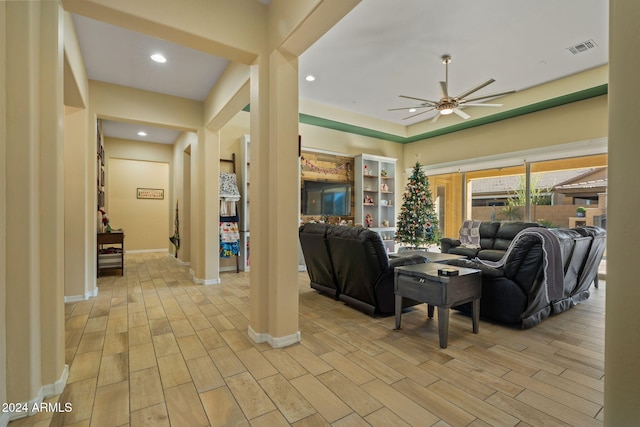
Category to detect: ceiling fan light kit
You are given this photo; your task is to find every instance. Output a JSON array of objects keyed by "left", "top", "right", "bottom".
[{"left": 389, "top": 55, "right": 515, "bottom": 122}]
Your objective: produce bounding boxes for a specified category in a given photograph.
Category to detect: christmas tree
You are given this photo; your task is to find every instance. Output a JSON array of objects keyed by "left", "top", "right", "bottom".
[{"left": 395, "top": 161, "right": 438, "bottom": 248}]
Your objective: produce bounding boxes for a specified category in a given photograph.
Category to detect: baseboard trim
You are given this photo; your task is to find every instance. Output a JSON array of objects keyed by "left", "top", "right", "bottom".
[
  {"left": 0, "top": 365, "right": 69, "bottom": 425},
  {"left": 43, "top": 364, "right": 69, "bottom": 396},
  {"left": 86, "top": 287, "right": 98, "bottom": 299},
  {"left": 127, "top": 248, "right": 168, "bottom": 254},
  {"left": 192, "top": 276, "right": 220, "bottom": 285},
  {"left": 248, "top": 326, "right": 301, "bottom": 348},
  {"left": 64, "top": 295, "right": 84, "bottom": 303},
  {"left": 64, "top": 287, "right": 98, "bottom": 303}
]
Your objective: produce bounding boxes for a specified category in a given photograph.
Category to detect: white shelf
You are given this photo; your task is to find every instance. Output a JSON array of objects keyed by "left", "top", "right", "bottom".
[{"left": 355, "top": 154, "right": 397, "bottom": 253}]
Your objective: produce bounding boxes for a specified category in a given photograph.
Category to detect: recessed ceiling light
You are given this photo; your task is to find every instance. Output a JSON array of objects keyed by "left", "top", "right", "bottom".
[
  {"left": 150, "top": 53, "right": 167, "bottom": 63},
  {"left": 137, "top": 131, "right": 147, "bottom": 136},
  {"left": 409, "top": 108, "right": 417, "bottom": 113},
  {"left": 305, "top": 75, "right": 316, "bottom": 82}
]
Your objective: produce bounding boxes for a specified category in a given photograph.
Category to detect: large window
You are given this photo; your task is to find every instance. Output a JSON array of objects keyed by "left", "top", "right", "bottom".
[
  {"left": 529, "top": 154, "right": 607, "bottom": 228},
  {"left": 425, "top": 151, "right": 607, "bottom": 237},
  {"left": 467, "top": 165, "right": 526, "bottom": 222}
]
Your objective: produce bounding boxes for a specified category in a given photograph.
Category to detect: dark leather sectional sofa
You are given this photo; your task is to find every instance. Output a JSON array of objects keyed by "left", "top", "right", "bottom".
[
  {"left": 440, "top": 221, "right": 541, "bottom": 261},
  {"left": 442, "top": 222, "right": 606, "bottom": 328},
  {"left": 299, "top": 223, "right": 426, "bottom": 315}
]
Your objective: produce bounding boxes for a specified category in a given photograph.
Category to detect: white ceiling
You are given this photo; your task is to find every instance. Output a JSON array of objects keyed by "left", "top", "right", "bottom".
[
  {"left": 300, "top": 0, "right": 608, "bottom": 125},
  {"left": 101, "top": 120, "right": 181, "bottom": 145},
  {"left": 72, "top": 0, "right": 608, "bottom": 144}
]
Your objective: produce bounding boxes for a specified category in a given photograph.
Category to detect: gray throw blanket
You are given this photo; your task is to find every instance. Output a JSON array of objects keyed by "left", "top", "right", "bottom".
[{"left": 474, "top": 227, "right": 564, "bottom": 303}]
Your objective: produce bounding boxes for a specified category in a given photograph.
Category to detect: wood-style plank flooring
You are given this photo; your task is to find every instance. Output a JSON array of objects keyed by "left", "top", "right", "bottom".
[{"left": 11, "top": 253, "right": 605, "bottom": 426}]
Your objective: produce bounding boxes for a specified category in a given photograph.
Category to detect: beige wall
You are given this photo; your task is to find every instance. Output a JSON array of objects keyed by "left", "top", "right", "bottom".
[
  {"left": 90, "top": 81, "right": 202, "bottom": 132},
  {"left": 3, "top": 0, "right": 67, "bottom": 409},
  {"left": 62, "top": 4, "right": 92, "bottom": 302},
  {"left": 171, "top": 132, "right": 196, "bottom": 264},
  {"left": 404, "top": 95, "right": 608, "bottom": 168},
  {"left": 63, "top": 11, "right": 88, "bottom": 109},
  {"left": 64, "top": 106, "right": 90, "bottom": 299},
  {"left": 108, "top": 158, "right": 170, "bottom": 251},
  {"left": 605, "top": 1, "right": 640, "bottom": 424},
  {"left": 105, "top": 138, "right": 173, "bottom": 252}
]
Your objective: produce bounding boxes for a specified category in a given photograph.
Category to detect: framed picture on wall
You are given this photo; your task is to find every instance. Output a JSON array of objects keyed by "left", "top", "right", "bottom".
[{"left": 137, "top": 188, "right": 164, "bottom": 200}]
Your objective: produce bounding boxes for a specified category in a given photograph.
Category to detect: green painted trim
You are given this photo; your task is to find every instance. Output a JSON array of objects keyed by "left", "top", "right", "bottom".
[
  {"left": 242, "top": 84, "right": 608, "bottom": 143},
  {"left": 298, "top": 114, "right": 407, "bottom": 143}
]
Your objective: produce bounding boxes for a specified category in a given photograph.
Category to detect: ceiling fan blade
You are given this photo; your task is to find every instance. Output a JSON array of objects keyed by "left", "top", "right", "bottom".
[
  {"left": 453, "top": 108, "right": 470, "bottom": 120},
  {"left": 463, "top": 89, "right": 516, "bottom": 103},
  {"left": 454, "top": 79, "right": 495, "bottom": 100},
  {"left": 388, "top": 105, "right": 432, "bottom": 112},
  {"left": 402, "top": 108, "right": 435, "bottom": 120},
  {"left": 431, "top": 112, "right": 441, "bottom": 123},
  {"left": 459, "top": 103, "right": 503, "bottom": 107},
  {"left": 439, "top": 81, "right": 448, "bottom": 98},
  {"left": 399, "top": 95, "right": 438, "bottom": 105}
]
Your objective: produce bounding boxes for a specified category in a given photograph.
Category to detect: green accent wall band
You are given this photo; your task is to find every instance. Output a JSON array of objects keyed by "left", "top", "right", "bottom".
[
  {"left": 243, "top": 84, "right": 607, "bottom": 144},
  {"left": 298, "top": 114, "right": 407, "bottom": 143}
]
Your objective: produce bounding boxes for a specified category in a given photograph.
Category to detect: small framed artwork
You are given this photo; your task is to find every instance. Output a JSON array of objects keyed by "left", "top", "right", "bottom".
[{"left": 137, "top": 188, "right": 164, "bottom": 200}]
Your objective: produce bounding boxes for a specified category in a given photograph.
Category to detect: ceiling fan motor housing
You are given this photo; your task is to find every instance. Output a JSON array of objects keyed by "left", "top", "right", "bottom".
[{"left": 437, "top": 99, "right": 459, "bottom": 112}]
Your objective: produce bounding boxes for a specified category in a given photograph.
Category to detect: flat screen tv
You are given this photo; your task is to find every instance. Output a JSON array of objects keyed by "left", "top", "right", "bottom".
[{"left": 302, "top": 180, "right": 352, "bottom": 216}]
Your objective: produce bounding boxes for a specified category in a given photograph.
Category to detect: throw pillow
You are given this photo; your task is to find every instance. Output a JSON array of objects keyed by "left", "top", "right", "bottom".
[{"left": 459, "top": 220, "right": 482, "bottom": 248}]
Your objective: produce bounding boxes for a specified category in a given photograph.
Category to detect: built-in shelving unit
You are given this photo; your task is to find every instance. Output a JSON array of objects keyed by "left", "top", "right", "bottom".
[
  {"left": 354, "top": 154, "right": 397, "bottom": 253},
  {"left": 238, "top": 135, "right": 250, "bottom": 271}
]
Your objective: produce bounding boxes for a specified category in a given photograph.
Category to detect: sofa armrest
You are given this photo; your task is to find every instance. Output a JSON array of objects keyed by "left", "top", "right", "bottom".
[
  {"left": 447, "top": 258, "right": 505, "bottom": 278},
  {"left": 440, "top": 237, "right": 461, "bottom": 253},
  {"left": 389, "top": 254, "right": 428, "bottom": 269}
]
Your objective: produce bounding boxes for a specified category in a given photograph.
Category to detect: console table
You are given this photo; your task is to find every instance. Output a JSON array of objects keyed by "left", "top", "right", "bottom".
[
  {"left": 394, "top": 263, "right": 481, "bottom": 348},
  {"left": 97, "top": 232, "right": 125, "bottom": 277}
]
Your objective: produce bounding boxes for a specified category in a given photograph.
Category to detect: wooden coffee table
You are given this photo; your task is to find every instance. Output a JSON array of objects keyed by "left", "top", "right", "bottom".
[{"left": 394, "top": 263, "right": 481, "bottom": 348}]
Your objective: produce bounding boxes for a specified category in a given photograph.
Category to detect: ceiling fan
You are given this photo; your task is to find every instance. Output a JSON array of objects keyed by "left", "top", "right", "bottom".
[{"left": 389, "top": 55, "right": 515, "bottom": 122}]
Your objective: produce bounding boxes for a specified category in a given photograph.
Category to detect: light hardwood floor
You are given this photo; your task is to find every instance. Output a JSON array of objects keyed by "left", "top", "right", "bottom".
[{"left": 11, "top": 253, "right": 604, "bottom": 426}]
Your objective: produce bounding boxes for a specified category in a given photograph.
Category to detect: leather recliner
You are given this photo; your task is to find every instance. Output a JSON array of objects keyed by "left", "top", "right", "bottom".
[
  {"left": 550, "top": 228, "right": 592, "bottom": 313},
  {"left": 299, "top": 223, "right": 426, "bottom": 315},
  {"left": 450, "top": 231, "right": 553, "bottom": 328},
  {"left": 298, "top": 222, "right": 339, "bottom": 298},
  {"left": 572, "top": 226, "right": 606, "bottom": 301}
]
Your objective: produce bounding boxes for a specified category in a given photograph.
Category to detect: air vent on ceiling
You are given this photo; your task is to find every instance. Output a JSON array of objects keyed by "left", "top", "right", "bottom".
[{"left": 567, "top": 39, "right": 598, "bottom": 55}]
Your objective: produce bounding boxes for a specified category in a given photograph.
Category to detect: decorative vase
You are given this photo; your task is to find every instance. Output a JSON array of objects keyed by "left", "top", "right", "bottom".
[{"left": 106, "top": 223, "right": 112, "bottom": 233}]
